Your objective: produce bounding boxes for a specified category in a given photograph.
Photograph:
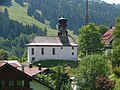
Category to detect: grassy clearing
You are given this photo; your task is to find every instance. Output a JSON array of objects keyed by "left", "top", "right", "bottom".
[
  {"left": 33, "top": 60, "right": 78, "bottom": 68},
  {"left": 0, "top": 6, "right": 4, "bottom": 12},
  {"left": 0, "top": 0, "right": 57, "bottom": 36}
]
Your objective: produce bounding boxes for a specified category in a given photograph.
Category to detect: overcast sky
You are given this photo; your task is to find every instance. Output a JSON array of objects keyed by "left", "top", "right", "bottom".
[{"left": 103, "top": 0, "right": 120, "bottom": 4}]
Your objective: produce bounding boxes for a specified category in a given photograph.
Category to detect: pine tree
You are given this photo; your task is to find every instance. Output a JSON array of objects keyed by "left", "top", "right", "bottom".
[
  {"left": 3, "top": 7, "right": 9, "bottom": 17},
  {"left": 15, "top": 0, "right": 23, "bottom": 6}
]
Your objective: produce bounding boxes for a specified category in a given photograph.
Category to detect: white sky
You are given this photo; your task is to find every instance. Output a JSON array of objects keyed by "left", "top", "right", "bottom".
[{"left": 103, "top": 0, "right": 120, "bottom": 4}]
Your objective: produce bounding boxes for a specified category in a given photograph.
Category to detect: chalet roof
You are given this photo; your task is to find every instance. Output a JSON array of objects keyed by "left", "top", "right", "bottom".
[
  {"left": 0, "top": 63, "right": 32, "bottom": 80},
  {"left": 0, "top": 60, "right": 48, "bottom": 77},
  {"left": 23, "top": 66, "right": 48, "bottom": 76},
  {"left": 0, "top": 60, "right": 21, "bottom": 68},
  {"left": 28, "top": 36, "right": 78, "bottom": 46},
  {"left": 0, "top": 63, "right": 54, "bottom": 90},
  {"left": 102, "top": 28, "right": 114, "bottom": 40}
]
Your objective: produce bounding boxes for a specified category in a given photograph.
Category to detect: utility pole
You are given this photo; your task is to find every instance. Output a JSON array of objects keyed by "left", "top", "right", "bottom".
[{"left": 85, "top": 0, "right": 89, "bottom": 25}]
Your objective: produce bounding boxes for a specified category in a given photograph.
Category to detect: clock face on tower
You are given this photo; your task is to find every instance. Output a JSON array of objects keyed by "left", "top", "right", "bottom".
[{"left": 62, "top": 33, "right": 66, "bottom": 36}]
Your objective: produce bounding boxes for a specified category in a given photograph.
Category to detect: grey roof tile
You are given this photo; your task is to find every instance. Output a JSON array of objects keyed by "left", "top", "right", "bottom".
[{"left": 28, "top": 36, "right": 78, "bottom": 46}]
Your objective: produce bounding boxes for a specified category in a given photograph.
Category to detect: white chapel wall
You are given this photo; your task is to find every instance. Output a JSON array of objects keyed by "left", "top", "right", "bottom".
[{"left": 28, "top": 46, "right": 78, "bottom": 63}]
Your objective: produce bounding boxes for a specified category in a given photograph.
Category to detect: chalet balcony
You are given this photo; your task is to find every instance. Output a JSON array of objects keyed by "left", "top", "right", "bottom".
[{"left": 0, "top": 87, "right": 33, "bottom": 90}]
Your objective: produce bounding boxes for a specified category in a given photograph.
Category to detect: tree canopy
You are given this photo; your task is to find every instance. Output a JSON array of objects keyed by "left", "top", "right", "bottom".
[
  {"left": 36, "top": 65, "right": 72, "bottom": 90},
  {"left": 76, "top": 54, "right": 112, "bottom": 90},
  {"left": 111, "top": 17, "right": 120, "bottom": 67},
  {"left": 78, "top": 23, "right": 103, "bottom": 56},
  {"left": 0, "top": 49, "right": 8, "bottom": 60}
]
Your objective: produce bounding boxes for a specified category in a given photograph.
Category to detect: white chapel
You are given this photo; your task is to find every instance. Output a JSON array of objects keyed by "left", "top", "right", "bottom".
[{"left": 27, "top": 17, "right": 78, "bottom": 63}]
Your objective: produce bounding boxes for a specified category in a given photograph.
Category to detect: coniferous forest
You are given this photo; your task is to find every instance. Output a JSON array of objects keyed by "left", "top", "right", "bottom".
[
  {"left": 0, "top": 11, "right": 47, "bottom": 59},
  {"left": 27, "top": 0, "right": 120, "bottom": 34},
  {"left": 0, "top": 0, "right": 120, "bottom": 34}
]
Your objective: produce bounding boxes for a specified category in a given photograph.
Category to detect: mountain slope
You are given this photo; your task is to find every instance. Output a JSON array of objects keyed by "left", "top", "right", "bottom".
[
  {"left": 1, "top": 0, "right": 120, "bottom": 35},
  {"left": 0, "top": 0, "right": 56, "bottom": 36},
  {"left": 27, "top": 0, "right": 120, "bottom": 34},
  {"left": 0, "top": 0, "right": 77, "bottom": 39}
]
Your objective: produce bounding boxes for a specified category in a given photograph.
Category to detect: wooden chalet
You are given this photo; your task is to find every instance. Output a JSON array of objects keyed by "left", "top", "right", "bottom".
[{"left": 0, "top": 63, "right": 54, "bottom": 90}]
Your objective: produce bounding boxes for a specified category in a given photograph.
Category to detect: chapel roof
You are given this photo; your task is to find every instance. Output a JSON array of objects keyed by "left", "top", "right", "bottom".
[{"left": 28, "top": 36, "right": 78, "bottom": 46}]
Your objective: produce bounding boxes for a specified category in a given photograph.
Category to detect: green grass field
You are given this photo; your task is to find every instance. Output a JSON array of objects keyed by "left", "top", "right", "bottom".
[{"left": 0, "top": 0, "right": 78, "bottom": 40}]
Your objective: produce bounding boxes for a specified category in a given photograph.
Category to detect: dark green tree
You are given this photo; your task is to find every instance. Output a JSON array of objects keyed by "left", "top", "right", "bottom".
[
  {"left": 111, "top": 17, "right": 120, "bottom": 67},
  {"left": 34, "top": 11, "right": 45, "bottom": 23},
  {"left": 2, "top": 19, "right": 10, "bottom": 38},
  {"left": 76, "top": 54, "right": 112, "bottom": 90},
  {"left": 78, "top": 23, "right": 103, "bottom": 56},
  {"left": 0, "top": 49, "right": 8, "bottom": 60},
  {"left": 3, "top": 7, "right": 9, "bottom": 17},
  {"left": 37, "top": 65, "right": 72, "bottom": 90},
  {"left": 113, "top": 17, "right": 120, "bottom": 46},
  {"left": 44, "top": 27, "right": 47, "bottom": 36},
  {"left": 0, "top": 0, "right": 12, "bottom": 6},
  {"left": 15, "top": 0, "right": 23, "bottom": 6},
  {"left": 97, "top": 25, "right": 108, "bottom": 35}
]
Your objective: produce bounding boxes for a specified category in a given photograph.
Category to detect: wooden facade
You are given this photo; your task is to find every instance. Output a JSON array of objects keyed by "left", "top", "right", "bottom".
[{"left": 0, "top": 63, "right": 32, "bottom": 90}]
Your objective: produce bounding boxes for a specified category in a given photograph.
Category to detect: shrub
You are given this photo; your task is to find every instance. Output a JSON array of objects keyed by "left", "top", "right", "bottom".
[
  {"left": 113, "top": 67, "right": 120, "bottom": 78},
  {"left": 96, "top": 75, "right": 115, "bottom": 90}
]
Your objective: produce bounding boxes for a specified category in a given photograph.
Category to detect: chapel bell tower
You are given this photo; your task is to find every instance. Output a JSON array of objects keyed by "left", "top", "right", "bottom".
[{"left": 58, "top": 16, "right": 68, "bottom": 37}]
